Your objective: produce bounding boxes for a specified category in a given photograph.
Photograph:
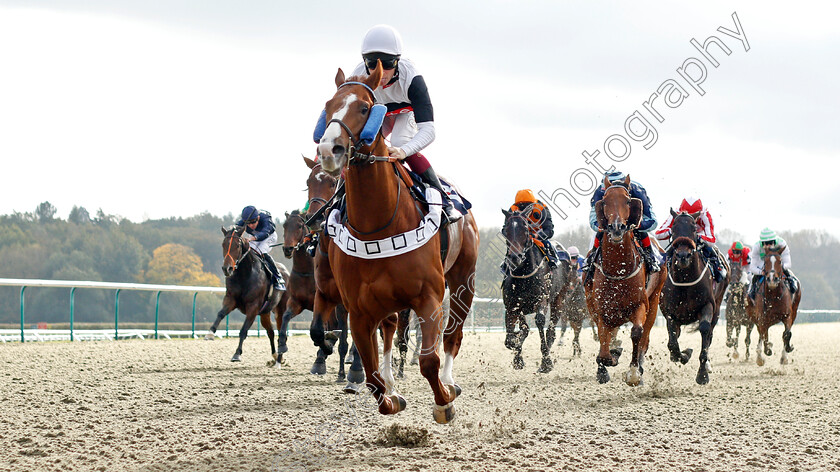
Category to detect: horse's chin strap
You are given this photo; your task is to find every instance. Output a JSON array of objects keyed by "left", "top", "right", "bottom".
[
  {"left": 594, "top": 240, "right": 642, "bottom": 281},
  {"left": 508, "top": 257, "right": 545, "bottom": 279}
]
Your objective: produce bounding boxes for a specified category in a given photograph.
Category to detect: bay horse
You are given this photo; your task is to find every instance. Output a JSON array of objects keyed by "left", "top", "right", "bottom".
[
  {"left": 659, "top": 210, "right": 728, "bottom": 384},
  {"left": 205, "top": 226, "right": 289, "bottom": 364},
  {"left": 316, "top": 64, "right": 479, "bottom": 423},
  {"left": 725, "top": 258, "right": 753, "bottom": 360},
  {"left": 501, "top": 209, "right": 568, "bottom": 372},
  {"left": 584, "top": 175, "right": 666, "bottom": 385},
  {"left": 558, "top": 266, "right": 596, "bottom": 357},
  {"left": 277, "top": 209, "right": 349, "bottom": 381},
  {"left": 747, "top": 248, "right": 801, "bottom": 366}
]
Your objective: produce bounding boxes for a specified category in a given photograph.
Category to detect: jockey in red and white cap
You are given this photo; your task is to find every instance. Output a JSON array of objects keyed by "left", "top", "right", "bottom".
[
  {"left": 655, "top": 197, "right": 726, "bottom": 283},
  {"left": 655, "top": 196, "right": 715, "bottom": 243}
]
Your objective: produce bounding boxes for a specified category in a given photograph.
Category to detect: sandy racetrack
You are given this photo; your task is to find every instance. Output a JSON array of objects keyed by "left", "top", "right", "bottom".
[{"left": 2, "top": 322, "right": 839, "bottom": 472}]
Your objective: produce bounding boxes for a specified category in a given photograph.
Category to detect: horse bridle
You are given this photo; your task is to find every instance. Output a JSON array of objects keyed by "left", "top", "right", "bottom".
[
  {"left": 503, "top": 212, "right": 538, "bottom": 275},
  {"left": 224, "top": 232, "right": 251, "bottom": 273},
  {"left": 327, "top": 81, "right": 397, "bottom": 165}
]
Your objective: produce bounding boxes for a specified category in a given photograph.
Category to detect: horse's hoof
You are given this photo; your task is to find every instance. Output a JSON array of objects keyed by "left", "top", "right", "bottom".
[
  {"left": 396, "top": 371, "right": 405, "bottom": 380},
  {"left": 624, "top": 367, "right": 642, "bottom": 387},
  {"left": 278, "top": 344, "right": 288, "bottom": 354},
  {"left": 310, "top": 360, "right": 327, "bottom": 376},
  {"left": 433, "top": 402, "right": 456, "bottom": 424},
  {"left": 410, "top": 356, "right": 419, "bottom": 366},
  {"left": 732, "top": 351, "right": 740, "bottom": 360},
  {"left": 266, "top": 359, "right": 276, "bottom": 367},
  {"left": 231, "top": 354, "right": 241, "bottom": 362},
  {"left": 785, "top": 344, "right": 794, "bottom": 353},
  {"left": 725, "top": 339, "right": 734, "bottom": 348},
  {"left": 780, "top": 353, "right": 790, "bottom": 365},
  {"left": 335, "top": 372, "right": 346, "bottom": 383},
  {"left": 343, "top": 382, "right": 365, "bottom": 394},
  {"left": 347, "top": 368, "right": 365, "bottom": 384},
  {"left": 537, "top": 358, "right": 553, "bottom": 374},
  {"left": 204, "top": 332, "right": 215, "bottom": 341},
  {"left": 274, "top": 361, "right": 282, "bottom": 369},
  {"left": 765, "top": 348, "right": 773, "bottom": 357},
  {"left": 389, "top": 394, "right": 407, "bottom": 413},
  {"left": 596, "top": 365, "right": 610, "bottom": 384},
  {"left": 513, "top": 355, "right": 525, "bottom": 370},
  {"left": 696, "top": 369, "right": 710, "bottom": 385},
  {"left": 756, "top": 357, "right": 765, "bottom": 367},
  {"left": 680, "top": 349, "right": 693, "bottom": 365}
]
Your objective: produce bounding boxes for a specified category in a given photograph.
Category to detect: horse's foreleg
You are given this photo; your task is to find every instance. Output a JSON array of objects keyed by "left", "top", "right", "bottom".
[
  {"left": 336, "top": 306, "right": 349, "bottom": 382},
  {"left": 665, "top": 316, "right": 683, "bottom": 364},
  {"left": 415, "top": 295, "right": 460, "bottom": 424},
  {"left": 744, "top": 322, "right": 753, "bottom": 360},
  {"left": 206, "top": 299, "right": 235, "bottom": 340},
  {"left": 696, "top": 303, "right": 715, "bottom": 385},
  {"left": 278, "top": 301, "right": 303, "bottom": 355},
  {"left": 624, "top": 304, "right": 647, "bottom": 387},
  {"left": 310, "top": 293, "right": 337, "bottom": 355},
  {"left": 756, "top": 324, "right": 768, "bottom": 366},
  {"left": 725, "top": 314, "right": 735, "bottom": 348},
  {"left": 396, "top": 309, "right": 411, "bottom": 379},
  {"left": 594, "top": 316, "right": 614, "bottom": 384},
  {"left": 258, "top": 312, "right": 277, "bottom": 365},
  {"left": 781, "top": 314, "right": 794, "bottom": 364},
  {"left": 232, "top": 313, "right": 258, "bottom": 362},
  {"left": 572, "top": 319, "right": 583, "bottom": 358},
  {"left": 380, "top": 314, "right": 399, "bottom": 395},
  {"left": 349, "top": 313, "right": 405, "bottom": 416},
  {"left": 535, "top": 310, "right": 552, "bottom": 373}
]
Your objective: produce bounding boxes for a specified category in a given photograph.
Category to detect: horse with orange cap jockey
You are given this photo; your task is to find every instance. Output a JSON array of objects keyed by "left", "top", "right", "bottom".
[
  {"left": 500, "top": 189, "right": 560, "bottom": 274},
  {"left": 655, "top": 196, "right": 727, "bottom": 282}
]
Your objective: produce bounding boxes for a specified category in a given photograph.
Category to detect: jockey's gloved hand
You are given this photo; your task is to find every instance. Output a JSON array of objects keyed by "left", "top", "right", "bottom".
[{"left": 387, "top": 146, "right": 407, "bottom": 160}]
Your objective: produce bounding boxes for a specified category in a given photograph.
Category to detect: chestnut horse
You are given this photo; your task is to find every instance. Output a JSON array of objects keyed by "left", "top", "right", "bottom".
[
  {"left": 205, "top": 226, "right": 289, "bottom": 364},
  {"left": 659, "top": 210, "right": 728, "bottom": 384},
  {"left": 584, "top": 175, "right": 665, "bottom": 385},
  {"left": 747, "top": 248, "right": 802, "bottom": 366},
  {"left": 316, "top": 64, "right": 479, "bottom": 423},
  {"left": 725, "top": 259, "right": 753, "bottom": 360},
  {"left": 301, "top": 155, "right": 397, "bottom": 393},
  {"left": 277, "top": 209, "right": 349, "bottom": 380}
]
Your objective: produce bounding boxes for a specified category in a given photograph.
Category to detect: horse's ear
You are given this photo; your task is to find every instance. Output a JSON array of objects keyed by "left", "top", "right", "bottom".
[
  {"left": 669, "top": 207, "right": 677, "bottom": 218},
  {"left": 629, "top": 198, "right": 643, "bottom": 227},
  {"left": 285, "top": 211, "right": 290, "bottom": 219},
  {"left": 303, "top": 154, "right": 317, "bottom": 169},
  {"left": 595, "top": 200, "right": 607, "bottom": 230},
  {"left": 502, "top": 208, "right": 510, "bottom": 218},
  {"left": 365, "top": 60, "right": 383, "bottom": 91},
  {"left": 776, "top": 245, "right": 786, "bottom": 255},
  {"left": 235, "top": 225, "right": 245, "bottom": 235},
  {"left": 624, "top": 175, "right": 631, "bottom": 187},
  {"left": 603, "top": 175, "right": 611, "bottom": 189},
  {"left": 335, "top": 68, "right": 346, "bottom": 88},
  {"left": 221, "top": 226, "right": 227, "bottom": 234},
  {"left": 690, "top": 211, "right": 701, "bottom": 221}
]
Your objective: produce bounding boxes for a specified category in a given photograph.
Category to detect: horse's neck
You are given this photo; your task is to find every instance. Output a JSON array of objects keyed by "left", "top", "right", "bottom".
[
  {"left": 602, "top": 233, "right": 638, "bottom": 271},
  {"left": 510, "top": 245, "right": 542, "bottom": 275},
  {"left": 292, "top": 246, "right": 313, "bottom": 272},
  {"left": 345, "top": 151, "right": 414, "bottom": 235}
]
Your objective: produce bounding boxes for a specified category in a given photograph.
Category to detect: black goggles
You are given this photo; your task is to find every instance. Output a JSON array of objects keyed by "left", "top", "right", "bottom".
[
  {"left": 762, "top": 240, "right": 775, "bottom": 246},
  {"left": 731, "top": 250, "right": 742, "bottom": 254},
  {"left": 364, "top": 55, "right": 399, "bottom": 71},
  {"left": 245, "top": 219, "right": 258, "bottom": 225}
]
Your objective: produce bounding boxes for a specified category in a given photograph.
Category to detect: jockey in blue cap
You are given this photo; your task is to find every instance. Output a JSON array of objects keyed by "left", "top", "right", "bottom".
[
  {"left": 581, "top": 170, "right": 660, "bottom": 284},
  {"left": 237, "top": 206, "right": 283, "bottom": 290}
]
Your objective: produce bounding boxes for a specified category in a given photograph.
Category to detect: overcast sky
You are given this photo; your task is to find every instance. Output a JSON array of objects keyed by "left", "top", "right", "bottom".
[{"left": 1, "top": 1, "right": 838, "bottom": 244}]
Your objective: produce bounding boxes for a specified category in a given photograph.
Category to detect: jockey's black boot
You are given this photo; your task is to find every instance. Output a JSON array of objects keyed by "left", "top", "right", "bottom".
[
  {"left": 582, "top": 245, "right": 600, "bottom": 285},
  {"left": 421, "top": 167, "right": 462, "bottom": 224},
  {"left": 637, "top": 237, "right": 660, "bottom": 274},
  {"left": 263, "top": 254, "right": 284, "bottom": 290},
  {"left": 543, "top": 239, "right": 559, "bottom": 270},
  {"left": 784, "top": 268, "right": 799, "bottom": 294},
  {"left": 700, "top": 240, "right": 726, "bottom": 282},
  {"left": 748, "top": 275, "right": 760, "bottom": 300}
]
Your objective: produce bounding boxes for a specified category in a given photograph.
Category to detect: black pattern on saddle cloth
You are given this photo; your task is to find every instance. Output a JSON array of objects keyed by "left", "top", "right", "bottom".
[{"left": 405, "top": 169, "right": 472, "bottom": 215}]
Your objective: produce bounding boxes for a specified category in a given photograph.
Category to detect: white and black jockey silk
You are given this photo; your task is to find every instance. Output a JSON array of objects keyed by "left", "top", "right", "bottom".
[
  {"left": 351, "top": 59, "right": 435, "bottom": 156},
  {"left": 325, "top": 188, "right": 443, "bottom": 260},
  {"left": 352, "top": 59, "right": 433, "bottom": 122}
]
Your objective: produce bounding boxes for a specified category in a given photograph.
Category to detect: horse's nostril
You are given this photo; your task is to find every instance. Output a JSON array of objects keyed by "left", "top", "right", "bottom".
[{"left": 332, "top": 145, "right": 345, "bottom": 156}]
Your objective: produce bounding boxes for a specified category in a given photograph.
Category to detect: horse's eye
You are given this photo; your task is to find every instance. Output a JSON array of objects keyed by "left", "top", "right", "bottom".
[{"left": 360, "top": 104, "right": 369, "bottom": 115}]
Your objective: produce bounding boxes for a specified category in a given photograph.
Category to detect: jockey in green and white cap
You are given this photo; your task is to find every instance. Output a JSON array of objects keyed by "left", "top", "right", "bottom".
[{"left": 747, "top": 227, "right": 798, "bottom": 298}]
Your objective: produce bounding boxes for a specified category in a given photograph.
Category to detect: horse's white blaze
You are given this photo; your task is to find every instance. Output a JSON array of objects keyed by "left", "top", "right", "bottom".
[
  {"left": 320, "top": 94, "right": 357, "bottom": 143},
  {"left": 441, "top": 352, "right": 455, "bottom": 386},
  {"left": 381, "top": 349, "right": 396, "bottom": 394}
]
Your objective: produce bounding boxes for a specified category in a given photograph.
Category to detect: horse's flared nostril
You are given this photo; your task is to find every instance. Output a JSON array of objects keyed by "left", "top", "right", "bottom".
[{"left": 332, "top": 145, "right": 345, "bottom": 157}]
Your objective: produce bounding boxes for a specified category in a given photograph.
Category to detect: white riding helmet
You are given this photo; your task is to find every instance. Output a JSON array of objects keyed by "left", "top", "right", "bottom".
[
  {"left": 361, "top": 24, "right": 403, "bottom": 56},
  {"left": 567, "top": 246, "right": 580, "bottom": 258}
]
